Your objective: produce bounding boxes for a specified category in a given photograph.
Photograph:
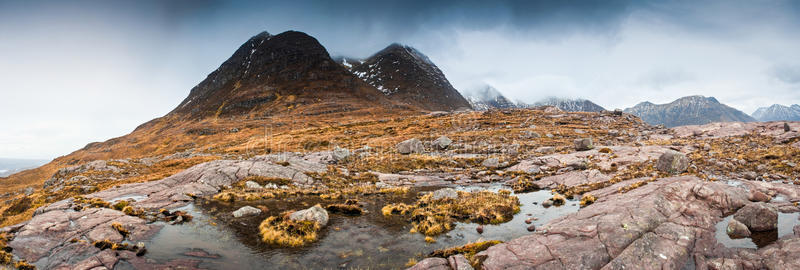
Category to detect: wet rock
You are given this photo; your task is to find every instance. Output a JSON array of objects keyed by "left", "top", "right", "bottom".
[
  {"left": 447, "top": 254, "right": 474, "bottom": 270},
  {"left": 727, "top": 218, "right": 751, "bottom": 238},
  {"left": 408, "top": 257, "right": 450, "bottom": 270},
  {"left": 245, "top": 181, "right": 263, "bottom": 189},
  {"left": 476, "top": 225, "right": 484, "bottom": 234},
  {"left": 233, "top": 206, "right": 262, "bottom": 218},
  {"left": 397, "top": 138, "right": 425, "bottom": 154},
  {"left": 332, "top": 146, "right": 351, "bottom": 162},
  {"left": 655, "top": 150, "right": 689, "bottom": 174},
  {"left": 527, "top": 225, "right": 536, "bottom": 232},
  {"left": 432, "top": 188, "right": 458, "bottom": 200},
  {"left": 733, "top": 202, "right": 778, "bottom": 232},
  {"left": 541, "top": 200, "right": 553, "bottom": 208},
  {"left": 289, "top": 205, "right": 329, "bottom": 227},
  {"left": 432, "top": 136, "right": 452, "bottom": 150},
  {"left": 481, "top": 158, "right": 500, "bottom": 168},
  {"left": 574, "top": 138, "right": 594, "bottom": 151},
  {"left": 748, "top": 190, "right": 771, "bottom": 202}
]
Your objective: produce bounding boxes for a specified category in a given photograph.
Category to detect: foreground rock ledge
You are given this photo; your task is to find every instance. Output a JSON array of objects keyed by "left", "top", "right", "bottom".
[{"left": 413, "top": 176, "right": 800, "bottom": 270}]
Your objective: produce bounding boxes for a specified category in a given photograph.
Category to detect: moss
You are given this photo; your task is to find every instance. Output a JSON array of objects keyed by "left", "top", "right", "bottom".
[
  {"left": 213, "top": 192, "right": 236, "bottom": 202},
  {"left": 551, "top": 193, "right": 566, "bottom": 206},
  {"left": 424, "top": 236, "right": 436, "bottom": 243},
  {"left": 580, "top": 194, "right": 596, "bottom": 207},
  {"left": 14, "top": 260, "right": 35, "bottom": 270},
  {"left": 258, "top": 212, "right": 321, "bottom": 247},
  {"left": 429, "top": 240, "right": 503, "bottom": 261},
  {"left": 93, "top": 239, "right": 114, "bottom": 250},
  {"left": 112, "top": 200, "right": 129, "bottom": 211},
  {"left": 0, "top": 250, "right": 11, "bottom": 264},
  {"left": 598, "top": 147, "right": 613, "bottom": 153},
  {"left": 122, "top": 206, "right": 143, "bottom": 216},
  {"left": 405, "top": 258, "right": 418, "bottom": 267},
  {"left": 385, "top": 190, "right": 520, "bottom": 237},
  {"left": 111, "top": 222, "right": 129, "bottom": 238},
  {"left": 325, "top": 200, "right": 364, "bottom": 215}
]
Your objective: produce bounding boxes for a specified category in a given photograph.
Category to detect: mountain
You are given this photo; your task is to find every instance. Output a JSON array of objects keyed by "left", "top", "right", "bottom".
[
  {"left": 170, "top": 31, "right": 407, "bottom": 119},
  {"left": 532, "top": 97, "right": 606, "bottom": 112},
  {"left": 0, "top": 158, "right": 48, "bottom": 177},
  {"left": 624, "top": 95, "right": 756, "bottom": 127},
  {"left": 461, "top": 84, "right": 519, "bottom": 111},
  {"left": 349, "top": 44, "right": 472, "bottom": 111},
  {"left": 751, "top": 104, "right": 800, "bottom": 121}
]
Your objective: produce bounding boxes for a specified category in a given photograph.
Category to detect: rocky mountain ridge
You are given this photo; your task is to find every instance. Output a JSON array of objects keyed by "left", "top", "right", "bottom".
[
  {"left": 624, "top": 95, "right": 756, "bottom": 127},
  {"left": 752, "top": 104, "right": 800, "bottom": 121}
]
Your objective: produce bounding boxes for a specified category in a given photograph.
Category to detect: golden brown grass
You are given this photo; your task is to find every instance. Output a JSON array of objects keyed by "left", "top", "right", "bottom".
[
  {"left": 259, "top": 211, "right": 321, "bottom": 247},
  {"left": 384, "top": 190, "right": 520, "bottom": 236}
]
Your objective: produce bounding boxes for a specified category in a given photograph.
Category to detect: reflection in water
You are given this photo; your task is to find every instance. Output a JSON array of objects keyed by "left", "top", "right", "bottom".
[
  {"left": 714, "top": 212, "right": 800, "bottom": 249},
  {"left": 143, "top": 187, "right": 581, "bottom": 269}
]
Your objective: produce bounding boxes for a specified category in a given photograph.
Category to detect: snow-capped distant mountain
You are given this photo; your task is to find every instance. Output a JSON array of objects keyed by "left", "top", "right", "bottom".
[
  {"left": 461, "top": 84, "right": 518, "bottom": 111},
  {"left": 624, "top": 95, "right": 755, "bottom": 127},
  {"left": 532, "top": 97, "right": 606, "bottom": 112},
  {"left": 349, "top": 43, "right": 472, "bottom": 111},
  {"left": 752, "top": 104, "right": 800, "bottom": 121}
]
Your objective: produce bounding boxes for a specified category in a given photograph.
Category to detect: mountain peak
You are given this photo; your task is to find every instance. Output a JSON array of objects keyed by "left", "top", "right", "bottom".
[
  {"left": 349, "top": 43, "right": 471, "bottom": 111},
  {"left": 169, "top": 30, "right": 402, "bottom": 119},
  {"left": 752, "top": 103, "right": 800, "bottom": 121},
  {"left": 461, "top": 84, "right": 518, "bottom": 111},
  {"left": 625, "top": 95, "right": 754, "bottom": 127},
  {"left": 533, "top": 97, "right": 606, "bottom": 112}
]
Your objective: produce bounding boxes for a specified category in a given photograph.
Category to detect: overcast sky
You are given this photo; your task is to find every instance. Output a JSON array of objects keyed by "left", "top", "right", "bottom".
[{"left": 1, "top": 0, "right": 799, "bottom": 159}]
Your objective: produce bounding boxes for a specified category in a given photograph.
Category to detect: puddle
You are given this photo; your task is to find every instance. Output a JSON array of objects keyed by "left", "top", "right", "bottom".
[
  {"left": 144, "top": 187, "right": 579, "bottom": 269},
  {"left": 109, "top": 194, "right": 148, "bottom": 203},
  {"left": 714, "top": 212, "right": 800, "bottom": 249}
]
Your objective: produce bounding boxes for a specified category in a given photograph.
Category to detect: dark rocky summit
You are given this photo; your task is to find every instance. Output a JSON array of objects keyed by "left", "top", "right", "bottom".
[
  {"left": 624, "top": 95, "right": 756, "bottom": 127},
  {"left": 350, "top": 43, "right": 472, "bottom": 111}
]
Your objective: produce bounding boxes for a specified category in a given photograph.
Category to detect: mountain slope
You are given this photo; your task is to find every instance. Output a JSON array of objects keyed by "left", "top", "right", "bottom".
[
  {"left": 532, "top": 97, "right": 606, "bottom": 112},
  {"left": 462, "top": 84, "right": 519, "bottom": 111},
  {"left": 752, "top": 104, "right": 800, "bottom": 121},
  {"left": 624, "top": 95, "right": 755, "bottom": 127},
  {"left": 350, "top": 44, "right": 472, "bottom": 111},
  {"left": 170, "top": 31, "right": 408, "bottom": 119}
]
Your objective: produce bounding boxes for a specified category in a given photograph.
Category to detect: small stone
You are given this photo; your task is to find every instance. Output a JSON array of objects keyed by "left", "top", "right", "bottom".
[
  {"left": 655, "top": 150, "right": 689, "bottom": 174},
  {"left": 396, "top": 138, "right": 424, "bottom": 154},
  {"left": 612, "top": 109, "right": 623, "bottom": 116},
  {"left": 232, "top": 206, "right": 262, "bottom": 218},
  {"left": 525, "top": 218, "right": 532, "bottom": 224},
  {"left": 743, "top": 171, "right": 758, "bottom": 180},
  {"left": 432, "top": 188, "right": 458, "bottom": 200},
  {"left": 785, "top": 122, "right": 791, "bottom": 132},
  {"left": 245, "top": 181, "right": 263, "bottom": 189},
  {"left": 332, "top": 146, "right": 351, "bottom": 162},
  {"left": 535, "top": 147, "right": 555, "bottom": 154},
  {"left": 727, "top": 218, "right": 751, "bottom": 238},
  {"left": 23, "top": 187, "right": 34, "bottom": 196},
  {"left": 748, "top": 190, "right": 771, "bottom": 202},
  {"left": 289, "top": 205, "right": 329, "bottom": 227},
  {"left": 574, "top": 138, "right": 594, "bottom": 151},
  {"left": 526, "top": 225, "right": 536, "bottom": 232},
  {"left": 476, "top": 225, "right": 484, "bottom": 234},
  {"left": 432, "top": 136, "right": 452, "bottom": 150},
  {"left": 542, "top": 200, "right": 553, "bottom": 208},
  {"left": 482, "top": 158, "right": 500, "bottom": 168}
]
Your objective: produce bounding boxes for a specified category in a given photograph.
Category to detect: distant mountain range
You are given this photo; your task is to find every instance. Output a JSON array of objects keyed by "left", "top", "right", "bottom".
[
  {"left": 461, "top": 84, "right": 518, "bottom": 111},
  {"left": 751, "top": 104, "right": 800, "bottom": 121},
  {"left": 0, "top": 158, "right": 48, "bottom": 177},
  {"left": 624, "top": 95, "right": 755, "bottom": 127},
  {"left": 532, "top": 97, "right": 606, "bottom": 112}
]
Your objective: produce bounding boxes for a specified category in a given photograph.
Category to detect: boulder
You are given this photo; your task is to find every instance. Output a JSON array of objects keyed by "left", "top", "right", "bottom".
[
  {"left": 655, "top": 150, "right": 689, "bottom": 174},
  {"left": 785, "top": 122, "right": 791, "bottom": 132},
  {"left": 726, "top": 218, "right": 751, "bottom": 238},
  {"left": 432, "top": 188, "right": 458, "bottom": 200},
  {"left": 574, "top": 138, "right": 594, "bottom": 151},
  {"left": 432, "top": 136, "right": 452, "bottom": 150},
  {"left": 748, "top": 190, "right": 771, "bottom": 202},
  {"left": 481, "top": 158, "right": 500, "bottom": 168},
  {"left": 535, "top": 147, "right": 555, "bottom": 154},
  {"left": 332, "top": 146, "right": 351, "bottom": 162},
  {"left": 232, "top": 206, "right": 262, "bottom": 218},
  {"left": 289, "top": 205, "right": 329, "bottom": 227},
  {"left": 397, "top": 138, "right": 424, "bottom": 154},
  {"left": 733, "top": 202, "right": 778, "bottom": 232}
]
